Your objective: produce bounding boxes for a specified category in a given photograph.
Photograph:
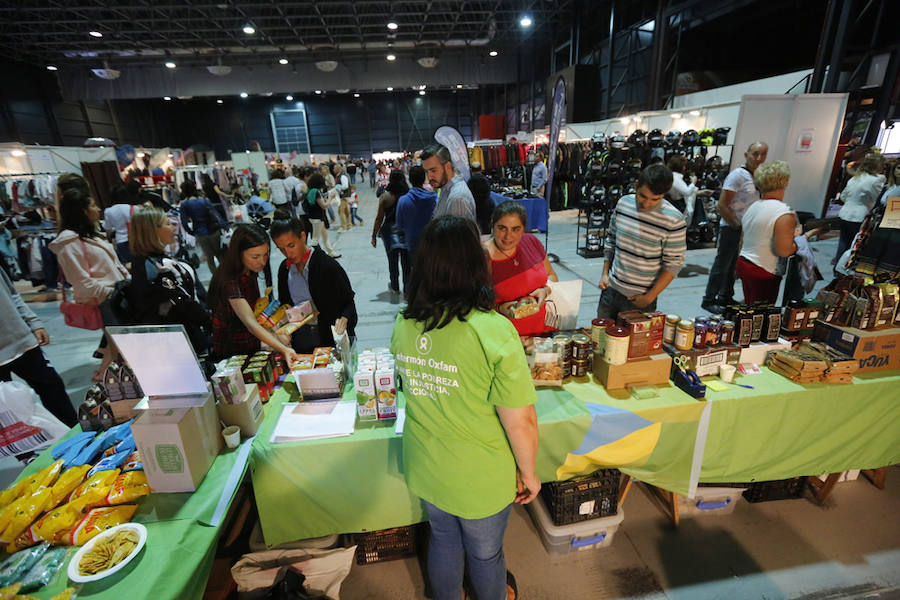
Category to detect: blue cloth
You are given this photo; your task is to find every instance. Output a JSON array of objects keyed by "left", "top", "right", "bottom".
[
  {"left": 180, "top": 196, "right": 223, "bottom": 237},
  {"left": 396, "top": 187, "right": 437, "bottom": 257},
  {"left": 490, "top": 192, "right": 549, "bottom": 233},
  {"left": 424, "top": 500, "right": 512, "bottom": 600}
]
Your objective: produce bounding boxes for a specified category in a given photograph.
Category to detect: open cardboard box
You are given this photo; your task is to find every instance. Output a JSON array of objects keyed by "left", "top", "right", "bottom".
[{"left": 593, "top": 352, "right": 672, "bottom": 390}]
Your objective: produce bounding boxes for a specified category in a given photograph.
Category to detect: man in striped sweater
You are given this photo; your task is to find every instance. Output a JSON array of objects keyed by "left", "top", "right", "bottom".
[{"left": 597, "top": 164, "right": 687, "bottom": 319}]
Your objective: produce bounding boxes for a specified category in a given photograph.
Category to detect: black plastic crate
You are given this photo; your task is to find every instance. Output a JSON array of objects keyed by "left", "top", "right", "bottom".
[
  {"left": 541, "top": 468, "right": 621, "bottom": 526},
  {"left": 348, "top": 525, "right": 420, "bottom": 565},
  {"left": 742, "top": 478, "right": 806, "bottom": 503}
]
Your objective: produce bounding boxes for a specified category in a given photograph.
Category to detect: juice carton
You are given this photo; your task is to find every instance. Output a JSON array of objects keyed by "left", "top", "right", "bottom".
[
  {"left": 354, "top": 371, "right": 377, "bottom": 421},
  {"left": 374, "top": 369, "right": 397, "bottom": 420}
]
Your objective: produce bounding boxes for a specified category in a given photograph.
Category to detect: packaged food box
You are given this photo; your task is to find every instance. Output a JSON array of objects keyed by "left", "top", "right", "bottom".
[
  {"left": 211, "top": 365, "right": 246, "bottom": 404},
  {"left": 293, "top": 354, "right": 314, "bottom": 370},
  {"left": 354, "top": 371, "right": 377, "bottom": 421},
  {"left": 646, "top": 312, "right": 665, "bottom": 353},
  {"left": 374, "top": 370, "right": 397, "bottom": 420}
]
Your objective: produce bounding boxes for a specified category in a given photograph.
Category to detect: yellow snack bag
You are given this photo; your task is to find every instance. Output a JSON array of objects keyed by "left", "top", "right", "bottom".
[
  {"left": 13, "top": 488, "right": 107, "bottom": 551},
  {"left": 105, "top": 471, "right": 149, "bottom": 506},
  {"left": 56, "top": 505, "right": 137, "bottom": 546},
  {"left": 0, "top": 474, "right": 38, "bottom": 509},
  {"left": 28, "top": 460, "right": 64, "bottom": 494},
  {"left": 68, "top": 470, "right": 119, "bottom": 503},
  {"left": 0, "top": 488, "right": 52, "bottom": 544},
  {"left": 49, "top": 589, "right": 78, "bottom": 600},
  {"left": 49, "top": 465, "right": 91, "bottom": 508},
  {"left": 0, "top": 583, "right": 21, "bottom": 600}
]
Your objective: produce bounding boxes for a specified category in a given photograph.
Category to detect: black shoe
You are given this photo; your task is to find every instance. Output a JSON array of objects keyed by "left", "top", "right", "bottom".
[{"left": 701, "top": 301, "right": 724, "bottom": 314}]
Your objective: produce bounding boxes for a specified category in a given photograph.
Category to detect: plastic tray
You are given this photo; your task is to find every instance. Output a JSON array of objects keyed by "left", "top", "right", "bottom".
[{"left": 527, "top": 494, "right": 624, "bottom": 555}]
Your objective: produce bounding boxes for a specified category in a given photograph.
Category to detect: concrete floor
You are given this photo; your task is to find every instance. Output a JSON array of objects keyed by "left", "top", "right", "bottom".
[{"left": 10, "top": 182, "right": 900, "bottom": 599}]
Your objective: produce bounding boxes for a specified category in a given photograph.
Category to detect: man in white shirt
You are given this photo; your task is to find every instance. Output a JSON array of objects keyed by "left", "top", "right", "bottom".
[
  {"left": 103, "top": 186, "right": 136, "bottom": 264},
  {"left": 701, "top": 142, "right": 767, "bottom": 313},
  {"left": 422, "top": 143, "right": 476, "bottom": 222},
  {"left": 284, "top": 168, "right": 301, "bottom": 214}
]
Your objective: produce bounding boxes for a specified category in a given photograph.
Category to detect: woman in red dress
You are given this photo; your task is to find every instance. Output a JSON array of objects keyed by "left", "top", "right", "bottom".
[{"left": 485, "top": 201, "right": 558, "bottom": 336}]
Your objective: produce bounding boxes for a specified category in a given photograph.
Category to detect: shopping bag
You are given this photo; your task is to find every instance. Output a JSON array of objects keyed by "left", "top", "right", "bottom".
[
  {"left": 0, "top": 382, "right": 69, "bottom": 459},
  {"left": 231, "top": 546, "right": 356, "bottom": 600},
  {"left": 544, "top": 279, "right": 583, "bottom": 331}
]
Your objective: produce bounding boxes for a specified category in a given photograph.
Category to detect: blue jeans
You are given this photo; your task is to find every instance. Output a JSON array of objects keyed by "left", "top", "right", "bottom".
[
  {"left": 349, "top": 173, "right": 356, "bottom": 184},
  {"left": 350, "top": 207, "right": 363, "bottom": 225},
  {"left": 596, "top": 286, "right": 657, "bottom": 320},
  {"left": 424, "top": 501, "right": 512, "bottom": 600},
  {"left": 381, "top": 232, "right": 409, "bottom": 292}
]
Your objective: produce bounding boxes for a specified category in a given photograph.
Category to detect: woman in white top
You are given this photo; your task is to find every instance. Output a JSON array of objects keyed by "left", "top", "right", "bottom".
[
  {"left": 666, "top": 155, "right": 713, "bottom": 216},
  {"left": 737, "top": 161, "right": 816, "bottom": 304},
  {"left": 103, "top": 185, "right": 139, "bottom": 264},
  {"left": 834, "top": 154, "right": 885, "bottom": 265},
  {"left": 268, "top": 169, "right": 289, "bottom": 208}
]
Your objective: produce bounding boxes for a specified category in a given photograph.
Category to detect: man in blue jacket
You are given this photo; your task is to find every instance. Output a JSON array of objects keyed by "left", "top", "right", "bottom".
[
  {"left": 396, "top": 166, "right": 438, "bottom": 260},
  {"left": 179, "top": 180, "right": 228, "bottom": 275}
]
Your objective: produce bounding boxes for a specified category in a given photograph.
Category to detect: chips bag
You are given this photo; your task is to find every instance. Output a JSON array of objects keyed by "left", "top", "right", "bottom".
[
  {"left": 104, "top": 472, "right": 149, "bottom": 506},
  {"left": 67, "top": 470, "right": 119, "bottom": 503},
  {"left": 19, "top": 547, "right": 69, "bottom": 592},
  {"left": 120, "top": 451, "right": 142, "bottom": 473},
  {"left": 55, "top": 505, "right": 137, "bottom": 546},
  {"left": 0, "top": 583, "right": 21, "bottom": 600},
  {"left": 0, "top": 488, "right": 52, "bottom": 545},
  {"left": 0, "top": 542, "right": 49, "bottom": 587},
  {"left": 50, "top": 588, "right": 78, "bottom": 600},
  {"left": 7, "top": 488, "right": 106, "bottom": 552},
  {"left": 49, "top": 466, "right": 91, "bottom": 509}
]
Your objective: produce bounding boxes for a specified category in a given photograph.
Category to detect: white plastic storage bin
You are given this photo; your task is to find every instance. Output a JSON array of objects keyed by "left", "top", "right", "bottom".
[
  {"left": 527, "top": 494, "right": 625, "bottom": 555},
  {"left": 676, "top": 486, "right": 746, "bottom": 518}
]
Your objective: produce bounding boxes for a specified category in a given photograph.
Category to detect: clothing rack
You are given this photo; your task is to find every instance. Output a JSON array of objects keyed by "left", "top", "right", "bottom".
[{"left": 0, "top": 171, "right": 67, "bottom": 177}]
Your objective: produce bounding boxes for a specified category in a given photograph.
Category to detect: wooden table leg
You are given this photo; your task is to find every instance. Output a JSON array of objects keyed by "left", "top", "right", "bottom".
[
  {"left": 807, "top": 473, "right": 841, "bottom": 505},
  {"left": 644, "top": 483, "right": 680, "bottom": 527},
  {"left": 861, "top": 467, "right": 886, "bottom": 489},
  {"left": 618, "top": 474, "right": 634, "bottom": 505}
]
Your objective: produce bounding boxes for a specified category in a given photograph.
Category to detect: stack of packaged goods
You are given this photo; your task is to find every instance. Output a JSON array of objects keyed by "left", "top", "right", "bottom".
[
  {"left": 223, "top": 351, "right": 288, "bottom": 403},
  {"left": 354, "top": 349, "right": 396, "bottom": 421},
  {"left": 766, "top": 342, "right": 858, "bottom": 384},
  {"left": 0, "top": 421, "right": 151, "bottom": 594}
]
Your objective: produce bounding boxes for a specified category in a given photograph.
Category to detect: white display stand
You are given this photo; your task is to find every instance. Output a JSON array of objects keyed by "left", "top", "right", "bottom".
[{"left": 731, "top": 93, "right": 848, "bottom": 216}]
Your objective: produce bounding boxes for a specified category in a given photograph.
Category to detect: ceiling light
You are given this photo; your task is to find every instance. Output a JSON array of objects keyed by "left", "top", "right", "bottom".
[
  {"left": 670, "top": 113, "right": 682, "bottom": 119},
  {"left": 354, "top": 93, "right": 360, "bottom": 98},
  {"left": 315, "top": 90, "right": 322, "bottom": 94},
  {"left": 243, "top": 25, "right": 255, "bottom": 35},
  {"left": 386, "top": 54, "right": 396, "bottom": 61},
  {"left": 489, "top": 50, "right": 498, "bottom": 57},
  {"left": 286, "top": 95, "right": 293, "bottom": 101},
  {"left": 315, "top": 60, "right": 339, "bottom": 72},
  {"left": 165, "top": 61, "right": 176, "bottom": 69},
  {"left": 216, "top": 99, "right": 224, "bottom": 104},
  {"left": 419, "top": 90, "right": 426, "bottom": 96},
  {"left": 168, "top": 153, "right": 174, "bottom": 158},
  {"left": 207, "top": 65, "right": 231, "bottom": 76},
  {"left": 519, "top": 16, "right": 533, "bottom": 28},
  {"left": 456, "top": 84, "right": 463, "bottom": 89},
  {"left": 387, "top": 21, "right": 398, "bottom": 30},
  {"left": 163, "top": 96, "right": 172, "bottom": 101},
  {"left": 46, "top": 65, "right": 58, "bottom": 71},
  {"left": 387, "top": 87, "right": 393, "bottom": 91},
  {"left": 278, "top": 58, "right": 289, "bottom": 65},
  {"left": 690, "top": 110, "right": 701, "bottom": 116},
  {"left": 620, "top": 117, "right": 630, "bottom": 124},
  {"left": 89, "top": 30, "right": 103, "bottom": 38},
  {"left": 11, "top": 150, "right": 26, "bottom": 157},
  {"left": 240, "top": 92, "right": 248, "bottom": 98}
]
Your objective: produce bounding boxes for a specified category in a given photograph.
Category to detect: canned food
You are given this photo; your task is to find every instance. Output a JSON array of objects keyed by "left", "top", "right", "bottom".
[{"left": 571, "top": 333, "right": 592, "bottom": 360}]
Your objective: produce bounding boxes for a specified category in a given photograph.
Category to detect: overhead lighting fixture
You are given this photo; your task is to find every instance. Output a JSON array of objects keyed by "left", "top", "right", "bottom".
[
  {"left": 489, "top": 50, "right": 498, "bottom": 57},
  {"left": 315, "top": 90, "right": 322, "bottom": 94},
  {"left": 315, "top": 60, "right": 339, "bottom": 72},
  {"left": 419, "top": 90, "right": 426, "bottom": 96},
  {"left": 670, "top": 113, "right": 682, "bottom": 119},
  {"left": 386, "top": 54, "right": 396, "bottom": 61},
  {"left": 456, "top": 84, "right": 463, "bottom": 89},
  {"left": 46, "top": 65, "right": 58, "bottom": 71},
  {"left": 163, "top": 96, "right": 172, "bottom": 101},
  {"left": 690, "top": 110, "right": 701, "bottom": 116},
  {"left": 620, "top": 117, "right": 630, "bottom": 124},
  {"left": 165, "top": 61, "right": 176, "bottom": 69},
  {"left": 216, "top": 99, "right": 224, "bottom": 104},
  {"left": 286, "top": 95, "right": 293, "bottom": 101},
  {"left": 11, "top": 150, "right": 26, "bottom": 157},
  {"left": 207, "top": 65, "right": 231, "bottom": 76},
  {"left": 354, "top": 93, "right": 360, "bottom": 98},
  {"left": 240, "top": 92, "right": 248, "bottom": 98},
  {"left": 519, "top": 16, "right": 533, "bottom": 28},
  {"left": 278, "top": 58, "right": 289, "bottom": 65},
  {"left": 387, "top": 87, "right": 393, "bottom": 91},
  {"left": 89, "top": 30, "right": 103, "bottom": 38},
  {"left": 387, "top": 21, "right": 398, "bottom": 30},
  {"left": 242, "top": 24, "right": 255, "bottom": 35}
]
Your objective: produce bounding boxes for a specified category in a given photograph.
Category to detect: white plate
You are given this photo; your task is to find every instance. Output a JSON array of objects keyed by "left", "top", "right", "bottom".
[{"left": 67, "top": 522, "right": 147, "bottom": 583}]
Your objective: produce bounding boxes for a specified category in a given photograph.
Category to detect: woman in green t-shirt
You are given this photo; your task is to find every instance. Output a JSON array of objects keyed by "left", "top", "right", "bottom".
[{"left": 390, "top": 215, "right": 539, "bottom": 600}]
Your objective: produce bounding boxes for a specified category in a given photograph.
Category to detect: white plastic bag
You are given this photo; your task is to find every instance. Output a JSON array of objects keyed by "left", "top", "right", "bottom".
[
  {"left": 0, "top": 382, "right": 69, "bottom": 458},
  {"left": 544, "top": 280, "right": 583, "bottom": 331},
  {"left": 231, "top": 546, "right": 356, "bottom": 600}
]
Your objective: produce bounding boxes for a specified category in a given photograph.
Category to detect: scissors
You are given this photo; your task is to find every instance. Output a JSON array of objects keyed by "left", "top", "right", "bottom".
[{"left": 673, "top": 355, "right": 689, "bottom": 371}]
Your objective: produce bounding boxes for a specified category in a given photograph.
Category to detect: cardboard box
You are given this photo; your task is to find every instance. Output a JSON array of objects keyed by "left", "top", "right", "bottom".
[
  {"left": 593, "top": 353, "right": 672, "bottom": 389},
  {"left": 663, "top": 343, "right": 741, "bottom": 377},
  {"left": 738, "top": 338, "right": 792, "bottom": 366},
  {"left": 619, "top": 312, "right": 652, "bottom": 359},
  {"left": 217, "top": 383, "right": 265, "bottom": 437},
  {"left": 812, "top": 321, "right": 900, "bottom": 373},
  {"left": 131, "top": 391, "right": 222, "bottom": 493}
]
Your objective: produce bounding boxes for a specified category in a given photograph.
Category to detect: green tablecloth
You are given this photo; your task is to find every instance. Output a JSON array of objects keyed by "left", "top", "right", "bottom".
[
  {"left": 8, "top": 429, "right": 251, "bottom": 599},
  {"left": 251, "top": 369, "right": 900, "bottom": 546}
]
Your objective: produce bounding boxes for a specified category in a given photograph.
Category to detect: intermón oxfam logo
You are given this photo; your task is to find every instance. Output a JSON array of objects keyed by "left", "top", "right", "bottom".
[{"left": 415, "top": 333, "right": 432, "bottom": 355}]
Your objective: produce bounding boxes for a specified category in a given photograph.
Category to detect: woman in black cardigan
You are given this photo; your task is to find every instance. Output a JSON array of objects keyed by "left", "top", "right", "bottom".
[{"left": 270, "top": 216, "right": 357, "bottom": 353}]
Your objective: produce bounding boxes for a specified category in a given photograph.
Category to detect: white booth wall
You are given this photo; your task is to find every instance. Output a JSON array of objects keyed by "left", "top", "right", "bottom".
[
  {"left": 231, "top": 151, "right": 269, "bottom": 184},
  {"left": 0, "top": 144, "right": 116, "bottom": 176}
]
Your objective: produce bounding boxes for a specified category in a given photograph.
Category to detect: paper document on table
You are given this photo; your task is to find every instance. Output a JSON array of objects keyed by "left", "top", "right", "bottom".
[
  {"left": 395, "top": 408, "right": 406, "bottom": 435},
  {"left": 270, "top": 401, "right": 357, "bottom": 443}
]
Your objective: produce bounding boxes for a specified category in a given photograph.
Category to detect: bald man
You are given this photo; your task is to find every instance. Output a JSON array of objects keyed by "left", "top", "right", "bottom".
[{"left": 702, "top": 142, "right": 768, "bottom": 314}]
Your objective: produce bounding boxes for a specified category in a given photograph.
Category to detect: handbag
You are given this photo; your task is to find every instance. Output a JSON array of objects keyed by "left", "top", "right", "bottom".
[{"left": 59, "top": 239, "right": 105, "bottom": 330}]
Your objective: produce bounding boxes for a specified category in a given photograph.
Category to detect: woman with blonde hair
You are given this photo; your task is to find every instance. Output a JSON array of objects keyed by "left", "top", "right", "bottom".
[
  {"left": 129, "top": 206, "right": 211, "bottom": 353},
  {"left": 835, "top": 153, "right": 885, "bottom": 266}
]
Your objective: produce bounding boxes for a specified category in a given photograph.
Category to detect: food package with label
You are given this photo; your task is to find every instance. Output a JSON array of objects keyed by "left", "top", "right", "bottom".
[
  {"left": 531, "top": 338, "right": 563, "bottom": 386},
  {"left": 374, "top": 370, "right": 397, "bottom": 420},
  {"left": 354, "top": 371, "right": 377, "bottom": 421}
]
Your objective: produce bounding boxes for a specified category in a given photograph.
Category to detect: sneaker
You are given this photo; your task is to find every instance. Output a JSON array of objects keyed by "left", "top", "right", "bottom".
[
  {"left": 701, "top": 301, "right": 724, "bottom": 314},
  {"left": 388, "top": 285, "right": 400, "bottom": 294},
  {"left": 329, "top": 252, "right": 342, "bottom": 258}
]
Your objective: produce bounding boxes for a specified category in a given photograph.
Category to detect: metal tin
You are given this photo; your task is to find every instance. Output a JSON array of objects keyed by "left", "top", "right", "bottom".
[
  {"left": 675, "top": 319, "right": 694, "bottom": 351},
  {"left": 663, "top": 314, "right": 680, "bottom": 345},
  {"left": 571, "top": 333, "right": 592, "bottom": 360},
  {"left": 590, "top": 319, "right": 614, "bottom": 354},
  {"left": 604, "top": 325, "right": 630, "bottom": 366}
]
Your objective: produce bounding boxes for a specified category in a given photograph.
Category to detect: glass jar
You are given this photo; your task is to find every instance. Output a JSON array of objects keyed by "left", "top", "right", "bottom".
[
  {"left": 571, "top": 333, "right": 593, "bottom": 360},
  {"left": 675, "top": 319, "right": 694, "bottom": 351},
  {"left": 693, "top": 319, "right": 708, "bottom": 348},
  {"left": 707, "top": 318, "right": 722, "bottom": 346},
  {"left": 663, "top": 314, "right": 680, "bottom": 345},
  {"left": 721, "top": 320, "right": 735, "bottom": 345},
  {"left": 604, "top": 325, "right": 630, "bottom": 366}
]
